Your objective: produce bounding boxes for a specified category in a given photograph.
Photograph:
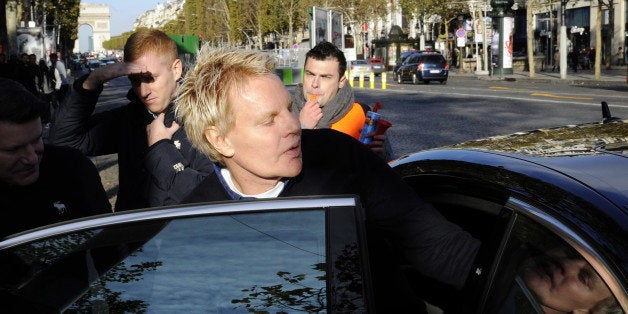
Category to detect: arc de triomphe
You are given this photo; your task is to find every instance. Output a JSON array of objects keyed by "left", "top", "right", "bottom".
[{"left": 74, "top": 3, "right": 110, "bottom": 53}]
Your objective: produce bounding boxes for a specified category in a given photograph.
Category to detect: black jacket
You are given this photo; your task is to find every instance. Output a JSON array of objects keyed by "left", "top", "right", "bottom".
[
  {"left": 0, "top": 145, "right": 111, "bottom": 239},
  {"left": 184, "top": 129, "right": 480, "bottom": 290},
  {"left": 50, "top": 75, "right": 214, "bottom": 211}
]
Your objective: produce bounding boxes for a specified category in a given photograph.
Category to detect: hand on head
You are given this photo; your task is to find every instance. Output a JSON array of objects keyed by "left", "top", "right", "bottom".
[{"left": 82, "top": 61, "right": 147, "bottom": 90}]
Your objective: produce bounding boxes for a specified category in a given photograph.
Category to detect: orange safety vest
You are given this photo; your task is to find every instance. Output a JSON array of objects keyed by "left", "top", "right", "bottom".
[{"left": 331, "top": 102, "right": 366, "bottom": 140}]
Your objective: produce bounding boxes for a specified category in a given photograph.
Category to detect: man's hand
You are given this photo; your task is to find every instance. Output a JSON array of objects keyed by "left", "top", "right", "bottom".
[
  {"left": 83, "top": 62, "right": 146, "bottom": 91},
  {"left": 299, "top": 95, "right": 323, "bottom": 129},
  {"left": 366, "top": 133, "right": 386, "bottom": 155},
  {"left": 147, "top": 113, "right": 180, "bottom": 147}
]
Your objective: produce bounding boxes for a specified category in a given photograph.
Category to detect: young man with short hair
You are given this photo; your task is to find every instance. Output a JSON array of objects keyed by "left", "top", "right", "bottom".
[{"left": 50, "top": 29, "right": 213, "bottom": 211}]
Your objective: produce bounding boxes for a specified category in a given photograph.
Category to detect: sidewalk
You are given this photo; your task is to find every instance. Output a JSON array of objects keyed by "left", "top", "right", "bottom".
[{"left": 449, "top": 65, "right": 628, "bottom": 88}]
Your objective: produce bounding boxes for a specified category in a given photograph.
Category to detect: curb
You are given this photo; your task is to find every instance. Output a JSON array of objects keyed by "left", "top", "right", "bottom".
[{"left": 449, "top": 73, "right": 628, "bottom": 89}]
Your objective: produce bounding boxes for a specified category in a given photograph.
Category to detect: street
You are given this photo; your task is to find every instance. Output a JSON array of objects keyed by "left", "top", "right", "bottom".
[
  {"left": 353, "top": 75, "right": 628, "bottom": 156},
  {"left": 90, "top": 74, "right": 628, "bottom": 206}
]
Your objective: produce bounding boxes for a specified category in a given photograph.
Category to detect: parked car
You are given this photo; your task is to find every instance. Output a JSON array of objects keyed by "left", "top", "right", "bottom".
[
  {"left": 369, "top": 58, "right": 386, "bottom": 76},
  {"left": 392, "top": 49, "right": 416, "bottom": 81},
  {"left": 348, "top": 59, "right": 373, "bottom": 80},
  {"left": 397, "top": 51, "right": 449, "bottom": 84},
  {"left": 0, "top": 106, "right": 626, "bottom": 313}
]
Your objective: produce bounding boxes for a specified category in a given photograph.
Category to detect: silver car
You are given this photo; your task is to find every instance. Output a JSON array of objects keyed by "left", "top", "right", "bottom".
[{"left": 348, "top": 59, "right": 373, "bottom": 80}]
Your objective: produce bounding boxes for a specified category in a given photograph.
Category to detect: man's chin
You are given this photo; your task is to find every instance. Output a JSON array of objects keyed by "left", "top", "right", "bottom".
[
  {"left": 282, "top": 160, "right": 303, "bottom": 178},
  {"left": 14, "top": 172, "right": 39, "bottom": 186}
]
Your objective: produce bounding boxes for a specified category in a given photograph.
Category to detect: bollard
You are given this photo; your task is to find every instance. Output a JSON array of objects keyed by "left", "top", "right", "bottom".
[
  {"left": 349, "top": 73, "right": 355, "bottom": 87},
  {"left": 382, "top": 72, "right": 387, "bottom": 90},
  {"left": 359, "top": 74, "right": 364, "bottom": 88},
  {"left": 370, "top": 72, "right": 375, "bottom": 89}
]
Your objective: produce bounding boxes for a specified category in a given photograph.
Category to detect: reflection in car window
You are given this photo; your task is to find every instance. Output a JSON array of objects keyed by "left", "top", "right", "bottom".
[
  {"left": 486, "top": 215, "right": 622, "bottom": 314},
  {"left": 0, "top": 208, "right": 369, "bottom": 312}
]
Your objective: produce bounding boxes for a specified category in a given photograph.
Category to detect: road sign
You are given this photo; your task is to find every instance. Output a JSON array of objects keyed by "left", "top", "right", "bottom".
[{"left": 456, "top": 28, "right": 467, "bottom": 38}]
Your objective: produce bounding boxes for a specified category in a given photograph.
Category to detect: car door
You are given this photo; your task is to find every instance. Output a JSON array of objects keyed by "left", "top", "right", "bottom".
[
  {"left": 0, "top": 197, "right": 374, "bottom": 313},
  {"left": 393, "top": 155, "right": 627, "bottom": 313},
  {"left": 479, "top": 198, "right": 626, "bottom": 313}
]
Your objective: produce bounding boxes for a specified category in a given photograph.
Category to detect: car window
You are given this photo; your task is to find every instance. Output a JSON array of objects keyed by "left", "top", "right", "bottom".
[
  {"left": 422, "top": 55, "right": 446, "bottom": 65},
  {"left": 483, "top": 213, "right": 623, "bottom": 313},
  {"left": 404, "top": 55, "right": 418, "bottom": 64},
  {"left": 0, "top": 201, "right": 371, "bottom": 312}
]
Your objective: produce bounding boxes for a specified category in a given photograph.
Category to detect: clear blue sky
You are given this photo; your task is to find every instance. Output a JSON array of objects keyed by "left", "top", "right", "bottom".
[{"left": 105, "top": 0, "right": 164, "bottom": 36}]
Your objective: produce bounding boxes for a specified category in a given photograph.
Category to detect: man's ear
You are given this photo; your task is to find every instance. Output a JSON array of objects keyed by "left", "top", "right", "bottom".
[
  {"left": 172, "top": 58, "right": 183, "bottom": 81},
  {"left": 204, "top": 126, "right": 234, "bottom": 158},
  {"left": 338, "top": 74, "right": 347, "bottom": 89}
]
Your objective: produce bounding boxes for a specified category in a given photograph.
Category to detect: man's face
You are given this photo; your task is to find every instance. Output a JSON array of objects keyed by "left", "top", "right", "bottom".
[
  {"left": 0, "top": 119, "right": 44, "bottom": 186},
  {"left": 128, "top": 51, "right": 182, "bottom": 114},
  {"left": 521, "top": 249, "right": 612, "bottom": 313},
  {"left": 214, "top": 75, "right": 302, "bottom": 194},
  {"left": 302, "top": 57, "right": 347, "bottom": 107}
]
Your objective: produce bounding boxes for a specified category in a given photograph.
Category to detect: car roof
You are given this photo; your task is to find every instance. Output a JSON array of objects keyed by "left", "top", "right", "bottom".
[{"left": 392, "top": 119, "right": 628, "bottom": 239}]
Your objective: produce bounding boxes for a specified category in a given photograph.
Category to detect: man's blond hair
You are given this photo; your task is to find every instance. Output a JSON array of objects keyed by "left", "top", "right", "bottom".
[{"left": 175, "top": 45, "right": 276, "bottom": 163}]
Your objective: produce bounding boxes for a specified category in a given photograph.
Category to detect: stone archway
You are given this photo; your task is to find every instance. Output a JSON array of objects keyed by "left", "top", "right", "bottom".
[{"left": 74, "top": 3, "right": 110, "bottom": 53}]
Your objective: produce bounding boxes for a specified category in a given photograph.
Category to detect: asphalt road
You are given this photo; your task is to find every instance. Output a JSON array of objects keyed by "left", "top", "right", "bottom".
[
  {"left": 89, "top": 74, "right": 628, "bottom": 208},
  {"left": 353, "top": 75, "right": 628, "bottom": 157}
]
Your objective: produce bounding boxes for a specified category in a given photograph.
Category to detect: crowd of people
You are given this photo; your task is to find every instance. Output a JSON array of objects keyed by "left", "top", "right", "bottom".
[
  {"left": 0, "top": 29, "right": 621, "bottom": 311},
  {"left": 0, "top": 51, "right": 69, "bottom": 125}
]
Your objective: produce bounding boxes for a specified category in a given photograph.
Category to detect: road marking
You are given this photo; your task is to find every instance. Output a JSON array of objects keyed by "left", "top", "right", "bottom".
[
  {"left": 531, "top": 93, "right": 594, "bottom": 100},
  {"left": 489, "top": 86, "right": 530, "bottom": 91},
  {"left": 358, "top": 88, "right": 628, "bottom": 109}
]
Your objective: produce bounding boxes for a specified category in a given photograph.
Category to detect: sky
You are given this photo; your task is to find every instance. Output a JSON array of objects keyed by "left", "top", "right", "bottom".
[
  {"left": 105, "top": 0, "right": 165, "bottom": 36},
  {"left": 78, "top": 1, "right": 165, "bottom": 52}
]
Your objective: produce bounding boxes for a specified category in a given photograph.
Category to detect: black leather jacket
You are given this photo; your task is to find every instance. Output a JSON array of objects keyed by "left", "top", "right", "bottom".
[{"left": 50, "top": 75, "right": 213, "bottom": 211}]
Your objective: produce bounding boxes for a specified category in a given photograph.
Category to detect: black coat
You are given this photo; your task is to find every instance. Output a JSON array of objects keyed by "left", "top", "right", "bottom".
[
  {"left": 185, "top": 129, "right": 480, "bottom": 290},
  {"left": 0, "top": 145, "right": 111, "bottom": 238},
  {"left": 50, "top": 75, "right": 213, "bottom": 211}
]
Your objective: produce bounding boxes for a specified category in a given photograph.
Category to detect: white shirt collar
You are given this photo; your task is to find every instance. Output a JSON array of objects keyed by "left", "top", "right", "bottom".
[{"left": 220, "top": 168, "right": 285, "bottom": 198}]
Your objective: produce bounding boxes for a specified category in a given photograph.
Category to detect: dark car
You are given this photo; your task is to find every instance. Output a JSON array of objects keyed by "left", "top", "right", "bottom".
[
  {"left": 392, "top": 49, "right": 416, "bottom": 81},
  {"left": 397, "top": 52, "right": 449, "bottom": 84},
  {"left": 0, "top": 106, "right": 626, "bottom": 312}
]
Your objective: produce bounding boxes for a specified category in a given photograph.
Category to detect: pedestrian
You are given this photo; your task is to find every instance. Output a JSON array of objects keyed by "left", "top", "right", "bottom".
[
  {"left": 552, "top": 49, "right": 560, "bottom": 71},
  {"left": 13, "top": 53, "right": 38, "bottom": 94},
  {"left": 49, "top": 52, "right": 70, "bottom": 103},
  {"left": 0, "top": 78, "right": 111, "bottom": 239},
  {"left": 175, "top": 46, "right": 481, "bottom": 311},
  {"left": 37, "top": 59, "right": 60, "bottom": 124},
  {"left": 569, "top": 49, "right": 578, "bottom": 72},
  {"left": 291, "top": 42, "right": 393, "bottom": 160},
  {"left": 615, "top": 47, "right": 624, "bottom": 66},
  {"left": 49, "top": 29, "right": 214, "bottom": 211}
]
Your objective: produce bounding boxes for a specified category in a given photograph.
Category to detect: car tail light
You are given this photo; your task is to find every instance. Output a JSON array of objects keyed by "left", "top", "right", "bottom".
[
  {"left": 417, "top": 63, "right": 424, "bottom": 71},
  {"left": 445, "top": 62, "right": 450, "bottom": 70}
]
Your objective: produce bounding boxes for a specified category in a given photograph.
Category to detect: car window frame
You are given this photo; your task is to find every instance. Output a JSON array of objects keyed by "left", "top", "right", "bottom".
[
  {"left": 478, "top": 197, "right": 627, "bottom": 313},
  {"left": 0, "top": 196, "right": 376, "bottom": 312}
]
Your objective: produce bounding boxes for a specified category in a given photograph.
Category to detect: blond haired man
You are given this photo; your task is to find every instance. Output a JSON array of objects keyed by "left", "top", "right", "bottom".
[{"left": 176, "top": 46, "right": 480, "bottom": 311}]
